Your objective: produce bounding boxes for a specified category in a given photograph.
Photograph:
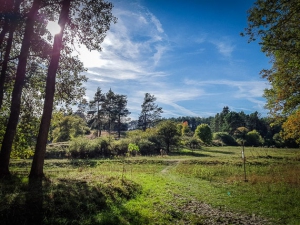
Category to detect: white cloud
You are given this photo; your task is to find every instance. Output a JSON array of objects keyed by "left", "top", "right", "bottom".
[
  {"left": 211, "top": 39, "right": 235, "bottom": 57},
  {"left": 152, "top": 45, "right": 167, "bottom": 66},
  {"left": 184, "top": 79, "right": 267, "bottom": 98},
  {"left": 78, "top": 4, "right": 169, "bottom": 83},
  {"left": 148, "top": 12, "right": 164, "bottom": 33}
]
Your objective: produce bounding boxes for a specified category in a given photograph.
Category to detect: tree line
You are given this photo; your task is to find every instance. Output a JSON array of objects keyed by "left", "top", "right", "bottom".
[{"left": 54, "top": 90, "right": 163, "bottom": 141}]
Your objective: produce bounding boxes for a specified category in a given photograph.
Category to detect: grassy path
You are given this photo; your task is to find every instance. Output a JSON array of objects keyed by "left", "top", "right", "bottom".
[
  {"left": 160, "top": 159, "right": 181, "bottom": 173},
  {"left": 132, "top": 158, "right": 272, "bottom": 224}
]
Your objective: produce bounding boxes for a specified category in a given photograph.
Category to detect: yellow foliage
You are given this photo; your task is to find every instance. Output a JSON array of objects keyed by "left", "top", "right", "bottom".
[{"left": 282, "top": 110, "right": 300, "bottom": 144}]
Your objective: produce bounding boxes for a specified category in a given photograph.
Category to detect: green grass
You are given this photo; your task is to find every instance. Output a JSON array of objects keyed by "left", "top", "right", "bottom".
[{"left": 1, "top": 146, "right": 300, "bottom": 224}]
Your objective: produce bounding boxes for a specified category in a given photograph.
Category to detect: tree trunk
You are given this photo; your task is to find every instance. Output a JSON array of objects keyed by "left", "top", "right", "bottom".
[
  {"left": 0, "top": 10, "right": 10, "bottom": 50},
  {"left": 97, "top": 102, "right": 100, "bottom": 137},
  {"left": 0, "top": 0, "right": 21, "bottom": 109},
  {"left": 0, "top": 0, "right": 41, "bottom": 178},
  {"left": 29, "top": 0, "right": 71, "bottom": 178},
  {"left": 118, "top": 115, "right": 121, "bottom": 138},
  {"left": 166, "top": 141, "right": 170, "bottom": 153}
]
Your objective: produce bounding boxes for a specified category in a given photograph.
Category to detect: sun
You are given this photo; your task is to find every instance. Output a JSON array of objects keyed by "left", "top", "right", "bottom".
[{"left": 46, "top": 21, "right": 61, "bottom": 36}]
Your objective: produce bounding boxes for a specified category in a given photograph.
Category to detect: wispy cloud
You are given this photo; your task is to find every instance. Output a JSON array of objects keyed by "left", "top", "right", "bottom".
[
  {"left": 211, "top": 39, "right": 235, "bottom": 57},
  {"left": 148, "top": 12, "right": 164, "bottom": 33},
  {"left": 79, "top": 5, "right": 168, "bottom": 81},
  {"left": 184, "top": 79, "right": 267, "bottom": 98}
]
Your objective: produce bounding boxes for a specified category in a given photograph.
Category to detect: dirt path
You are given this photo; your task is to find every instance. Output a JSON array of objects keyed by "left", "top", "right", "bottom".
[
  {"left": 159, "top": 160, "right": 271, "bottom": 225},
  {"left": 172, "top": 198, "right": 271, "bottom": 225}
]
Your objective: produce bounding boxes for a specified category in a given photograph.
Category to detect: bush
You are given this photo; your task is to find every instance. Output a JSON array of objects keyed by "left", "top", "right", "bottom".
[
  {"left": 46, "top": 143, "right": 69, "bottom": 158},
  {"left": 213, "top": 132, "right": 237, "bottom": 146},
  {"left": 109, "top": 138, "right": 131, "bottom": 156},
  {"left": 181, "top": 136, "right": 202, "bottom": 149},
  {"left": 138, "top": 139, "right": 157, "bottom": 155},
  {"left": 246, "top": 130, "right": 263, "bottom": 147},
  {"left": 69, "top": 137, "right": 112, "bottom": 158},
  {"left": 128, "top": 143, "right": 140, "bottom": 156}
]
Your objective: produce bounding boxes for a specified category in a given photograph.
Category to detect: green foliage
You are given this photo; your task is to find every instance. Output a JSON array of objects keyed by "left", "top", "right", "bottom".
[
  {"left": 246, "top": 130, "right": 263, "bottom": 147},
  {"left": 127, "top": 128, "right": 162, "bottom": 154},
  {"left": 138, "top": 93, "right": 163, "bottom": 131},
  {"left": 138, "top": 139, "right": 157, "bottom": 155},
  {"left": 223, "top": 111, "right": 245, "bottom": 134},
  {"left": 176, "top": 123, "right": 183, "bottom": 136},
  {"left": 88, "top": 88, "right": 130, "bottom": 137},
  {"left": 213, "top": 132, "right": 237, "bottom": 146},
  {"left": 69, "top": 137, "right": 115, "bottom": 159},
  {"left": 243, "top": 0, "right": 300, "bottom": 54},
  {"left": 272, "top": 133, "right": 285, "bottom": 148},
  {"left": 12, "top": 114, "right": 39, "bottom": 159},
  {"left": 128, "top": 143, "right": 139, "bottom": 152},
  {"left": 128, "top": 143, "right": 140, "bottom": 156},
  {"left": 52, "top": 114, "right": 90, "bottom": 142},
  {"left": 157, "top": 120, "right": 180, "bottom": 152},
  {"left": 194, "top": 124, "right": 212, "bottom": 144},
  {"left": 181, "top": 136, "right": 202, "bottom": 149},
  {"left": 244, "top": 0, "right": 300, "bottom": 142},
  {"left": 234, "top": 127, "right": 249, "bottom": 145}
]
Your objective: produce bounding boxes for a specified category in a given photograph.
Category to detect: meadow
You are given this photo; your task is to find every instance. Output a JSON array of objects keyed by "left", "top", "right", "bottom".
[{"left": 1, "top": 146, "right": 300, "bottom": 224}]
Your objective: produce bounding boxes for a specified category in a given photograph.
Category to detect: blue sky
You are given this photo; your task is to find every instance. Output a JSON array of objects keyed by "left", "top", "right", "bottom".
[{"left": 78, "top": 0, "right": 271, "bottom": 120}]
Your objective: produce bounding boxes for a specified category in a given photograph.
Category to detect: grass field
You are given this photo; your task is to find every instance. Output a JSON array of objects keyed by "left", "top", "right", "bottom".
[{"left": 1, "top": 146, "right": 300, "bottom": 224}]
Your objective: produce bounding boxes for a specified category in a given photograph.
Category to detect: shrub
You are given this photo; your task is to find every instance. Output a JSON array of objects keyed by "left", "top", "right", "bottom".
[
  {"left": 246, "top": 130, "right": 263, "bottom": 146},
  {"left": 138, "top": 139, "right": 157, "bottom": 155},
  {"left": 213, "top": 132, "right": 237, "bottom": 146},
  {"left": 181, "top": 136, "right": 202, "bottom": 149},
  {"left": 128, "top": 143, "right": 140, "bottom": 156},
  {"left": 109, "top": 138, "right": 131, "bottom": 156}
]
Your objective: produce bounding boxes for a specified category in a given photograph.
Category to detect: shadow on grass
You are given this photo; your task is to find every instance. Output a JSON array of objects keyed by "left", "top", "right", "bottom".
[
  {"left": 170, "top": 149, "right": 211, "bottom": 158},
  {"left": 0, "top": 175, "right": 145, "bottom": 225},
  {"left": 201, "top": 148, "right": 235, "bottom": 155}
]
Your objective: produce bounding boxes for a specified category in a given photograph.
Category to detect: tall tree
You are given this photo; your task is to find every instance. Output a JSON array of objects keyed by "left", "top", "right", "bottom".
[
  {"left": 138, "top": 93, "right": 163, "bottom": 131},
  {"left": 223, "top": 111, "right": 244, "bottom": 135},
  {"left": 103, "top": 88, "right": 116, "bottom": 134},
  {"left": 0, "top": 0, "right": 42, "bottom": 177},
  {"left": 30, "top": 0, "right": 116, "bottom": 178},
  {"left": 114, "top": 94, "right": 130, "bottom": 138},
  {"left": 89, "top": 87, "right": 105, "bottom": 137},
  {"left": 0, "top": 0, "right": 22, "bottom": 109},
  {"left": 30, "top": 0, "right": 71, "bottom": 178},
  {"left": 243, "top": 0, "right": 300, "bottom": 141},
  {"left": 0, "top": 0, "right": 14, "bottom": 48}
]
